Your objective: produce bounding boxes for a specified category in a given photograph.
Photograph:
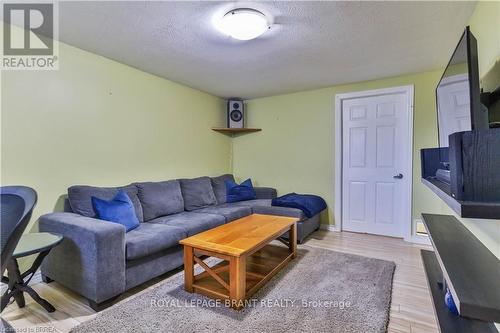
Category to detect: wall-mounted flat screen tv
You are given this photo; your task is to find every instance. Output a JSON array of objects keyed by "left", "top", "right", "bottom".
[{"left": 436, "top": 26, "right": 488, "bottom": 147}]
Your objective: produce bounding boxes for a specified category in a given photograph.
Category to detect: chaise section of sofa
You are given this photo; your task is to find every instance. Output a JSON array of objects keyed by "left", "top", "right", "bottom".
[
  {"left": 148, "top": 212, "right": 225, "bottom": 236},
  {"left": 39, "top": 174, "right": 324, "bottom": 311}
]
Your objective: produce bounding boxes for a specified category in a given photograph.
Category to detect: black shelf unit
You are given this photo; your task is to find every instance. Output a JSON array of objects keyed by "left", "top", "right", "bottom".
[
  {"left": 421, "top": 250, "right": 497, "bottom": 333},
  {"left": 421, "top": 214, "right": 500, "bottom": 330},
  {"left": 420, "top": 129, "right": 500, "bottom": 219}
]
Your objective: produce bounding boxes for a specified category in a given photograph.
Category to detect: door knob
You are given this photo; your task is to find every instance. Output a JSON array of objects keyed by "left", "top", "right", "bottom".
[{"left": 393, "top": 173, "right": 403, "bottom": 179}]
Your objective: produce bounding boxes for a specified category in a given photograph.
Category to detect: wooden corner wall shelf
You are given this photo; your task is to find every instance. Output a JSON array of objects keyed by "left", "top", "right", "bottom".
[{"left": 212, "top": 128, "right": 262, "bottom": 134}]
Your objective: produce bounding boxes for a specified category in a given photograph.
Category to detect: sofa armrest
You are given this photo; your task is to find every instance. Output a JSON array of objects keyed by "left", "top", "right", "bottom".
[
  {"left": 254, "top": 187, "right": 278, "bottom": 199},
  {"left": 39, "top": 212, "right": 126, "bottom": 303}
]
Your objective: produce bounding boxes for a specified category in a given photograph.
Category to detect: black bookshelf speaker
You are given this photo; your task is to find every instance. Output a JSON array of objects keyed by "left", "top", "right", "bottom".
[{"left": 227, "top": 99, "right": 244, "bottom": 128}]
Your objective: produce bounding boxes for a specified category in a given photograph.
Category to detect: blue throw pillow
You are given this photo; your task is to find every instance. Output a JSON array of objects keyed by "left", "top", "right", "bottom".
[
  {"left": 225, "top": 178, "right": 256, "bottom": 203},
  {"left": 91, "top": 190, "right": 140, "bottom": 232}
]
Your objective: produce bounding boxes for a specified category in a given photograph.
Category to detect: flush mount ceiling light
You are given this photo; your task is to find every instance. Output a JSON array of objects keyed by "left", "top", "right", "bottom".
[{"left": 215, "top": 8, "right": 270, "bottom": 41}]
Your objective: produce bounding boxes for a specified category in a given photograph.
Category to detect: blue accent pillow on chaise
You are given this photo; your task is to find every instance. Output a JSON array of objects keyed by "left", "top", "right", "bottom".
[
  {"left": 225, "top": 178, "right": 256, "bottom": 203},
  {"left": 91, "top": 190, "right": 140, "bottom": 232}
]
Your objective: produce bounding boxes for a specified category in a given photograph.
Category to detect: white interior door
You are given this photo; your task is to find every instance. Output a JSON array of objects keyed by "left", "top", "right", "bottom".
[
  {"left": 341, "top": 90, "right": 411, "bottom": 238},
  {"left": 436, "top": 74, "right": 471, "bottom": 147}
]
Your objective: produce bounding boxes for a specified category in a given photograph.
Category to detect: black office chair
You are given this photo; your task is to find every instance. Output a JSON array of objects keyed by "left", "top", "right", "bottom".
[{"left": 0, "top": 186, "right": 37, "bottom": 311}]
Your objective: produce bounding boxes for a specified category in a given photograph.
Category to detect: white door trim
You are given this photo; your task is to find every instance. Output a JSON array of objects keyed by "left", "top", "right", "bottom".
[{"left": 334, "top": 85, "right": 415, "bottom": 240}]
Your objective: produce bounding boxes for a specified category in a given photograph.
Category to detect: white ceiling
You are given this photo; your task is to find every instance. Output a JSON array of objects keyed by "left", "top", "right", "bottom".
[{"left": 58, "top": 1, "right": 476, "bottom": 99}]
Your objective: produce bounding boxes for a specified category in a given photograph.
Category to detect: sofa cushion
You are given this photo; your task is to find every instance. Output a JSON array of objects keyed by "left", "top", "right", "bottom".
[
  {"left": 253, "top": 187, "right": 278, "bottom": 200},
  {"left": 193, "top": 205, "right": 252, "bottom": 223},
  {"left": 180, "top": 177, "right": 217, "bottom": 211},
  {"left": 211, "top": 174, "right": 235, "bottom": 204},
  {"left": 230, "top": 199, "right": 273, "bottom": 208},
  {"left": 251, "top": 205, "right": 305, "bottom": 220},
  {"left": 68, "top": 184, "right": 144, "bottom": 222},
  {"left": 125, "top": 223, "right": 187, "bottom": 260},
  {"left": 92, "top": 190, "right": 140, "bottom": 232},
  {"left": 230, "top": 199, "right": 305, "bottom": 220},
  {"left": 149, "top": 212, "right": 225, "bottom": 236},
  {"left": 134, "top": 180, "right": 184, "bottom": 221}
]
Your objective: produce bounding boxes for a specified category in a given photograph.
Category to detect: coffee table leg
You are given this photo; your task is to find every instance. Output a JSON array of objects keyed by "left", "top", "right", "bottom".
[
  {"left": 229, "top": 256, "right": 246, "bottom": 309},
  {"left": 184, "top": 246, "right": 194, "bottom": 293},
  {"left": 289, "top": 222, "right": 297, "bottom": 258}
]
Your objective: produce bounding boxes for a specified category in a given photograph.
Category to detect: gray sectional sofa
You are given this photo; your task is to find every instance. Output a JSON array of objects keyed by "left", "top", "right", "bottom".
[{"left": 39, "top": 174, "right": 322, "bottom": 311}]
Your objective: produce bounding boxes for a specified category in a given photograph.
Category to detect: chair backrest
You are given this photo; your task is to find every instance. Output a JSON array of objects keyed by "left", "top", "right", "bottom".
[{"left": 0, "top": 186, "right": 37, "bottom": 274}]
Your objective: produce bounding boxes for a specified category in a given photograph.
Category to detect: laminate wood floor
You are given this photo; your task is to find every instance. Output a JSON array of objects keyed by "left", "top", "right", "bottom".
[{"left": 1, "top": 230, "right": 437, "bottom": 333}]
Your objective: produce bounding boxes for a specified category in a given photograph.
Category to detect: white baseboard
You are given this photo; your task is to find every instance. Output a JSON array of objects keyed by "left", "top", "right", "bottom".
[
  {"left": 318, "top": 222, "right": 429, "bottom": 244},
  {"left": 320, "top": 224, "right": 340, "bottom": 232}
]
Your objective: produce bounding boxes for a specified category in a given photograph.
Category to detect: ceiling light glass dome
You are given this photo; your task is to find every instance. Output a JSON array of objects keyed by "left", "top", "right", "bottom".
[{"left": 216, "top": 8, "right": 269, "bottom": 41}]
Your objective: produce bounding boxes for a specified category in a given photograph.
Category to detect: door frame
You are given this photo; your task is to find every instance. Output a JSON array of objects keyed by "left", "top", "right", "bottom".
[{"left": 334, "top": 85, "right": 414, "bottom": 240}]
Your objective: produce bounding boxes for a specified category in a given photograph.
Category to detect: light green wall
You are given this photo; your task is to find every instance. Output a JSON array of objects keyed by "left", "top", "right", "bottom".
[
  {"left": 232, "top": 70, "right": 443, "bottom": 226},
  {"left": 1, "top": 30, "right": 231, "bottom": 233},
  {"left": 468, "top": 1, "right": 500, "bottom": 77}
]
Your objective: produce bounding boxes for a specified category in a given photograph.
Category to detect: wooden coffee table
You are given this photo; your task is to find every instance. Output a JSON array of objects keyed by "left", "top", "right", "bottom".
[{"left": 179, "top": 214, "right": 298, "bottom": 309}]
